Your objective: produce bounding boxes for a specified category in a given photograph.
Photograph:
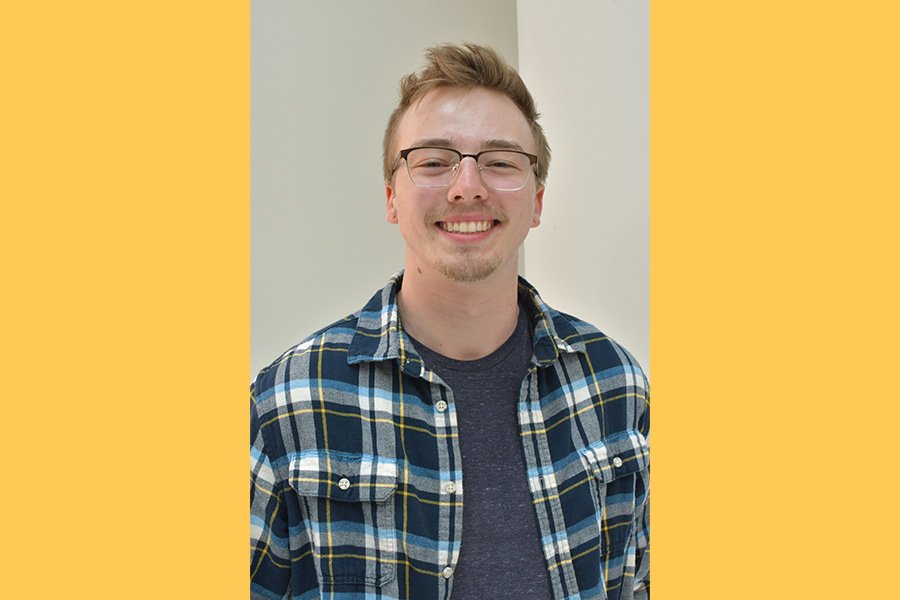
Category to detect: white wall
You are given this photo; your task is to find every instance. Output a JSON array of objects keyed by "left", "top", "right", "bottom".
[
  {"left": 518, "top": 0, "right": 650, "bottom": 374},
  {"left": 252, "top": 0, "right": 648, "bottom": 376}
]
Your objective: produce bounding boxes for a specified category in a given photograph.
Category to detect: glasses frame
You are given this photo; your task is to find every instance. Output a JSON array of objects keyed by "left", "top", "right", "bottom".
[{"left": 392, "top": 146, "right": 538, "bottom": 191}]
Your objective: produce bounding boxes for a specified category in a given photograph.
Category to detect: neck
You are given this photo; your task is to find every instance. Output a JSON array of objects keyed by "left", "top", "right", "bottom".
[{"left": 397, "top": 265, "right": 521, "bottom": 361}]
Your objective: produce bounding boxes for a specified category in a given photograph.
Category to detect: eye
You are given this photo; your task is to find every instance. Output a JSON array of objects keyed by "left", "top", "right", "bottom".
[
  {"left": 418, "top": 158, "right": 452, "bottom": 169},
  {"left": 407, "top": 148, "right": 457, "bottom": 170},
  {"left": 480, "top": 151, "right": 528, "bottom": 172},
  {"left": 484, "top": 159, "right": 518, "bottom": 170}
]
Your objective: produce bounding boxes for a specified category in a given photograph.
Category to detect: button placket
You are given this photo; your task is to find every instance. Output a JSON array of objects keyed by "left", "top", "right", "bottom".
[{"left": 428, "top": 382, "right": 461, "bottom": 589}]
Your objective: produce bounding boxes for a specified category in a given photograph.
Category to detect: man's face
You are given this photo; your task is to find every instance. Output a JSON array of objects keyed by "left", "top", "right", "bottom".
[{"left": 385, "top": 86, "right": 544, "bottom": 283}]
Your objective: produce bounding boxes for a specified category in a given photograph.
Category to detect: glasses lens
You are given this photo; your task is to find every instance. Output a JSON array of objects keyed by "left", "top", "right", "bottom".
[
  {"left": 405, "top": 148, "right": 459, "bottom": 187},
  {"left": 477, "top": 151, "right": 532, "bottom": 190},
  {"left": 404, "top": 147, "right": 534, "bottom": 190}
]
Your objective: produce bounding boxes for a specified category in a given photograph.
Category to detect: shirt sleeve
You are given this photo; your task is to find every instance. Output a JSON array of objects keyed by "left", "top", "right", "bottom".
[
  {"left": 632, "top": 388, "right": 650, "bottom": 599},
  {"left": 250, "top": 385, "right": 292, "bottom": 599}
]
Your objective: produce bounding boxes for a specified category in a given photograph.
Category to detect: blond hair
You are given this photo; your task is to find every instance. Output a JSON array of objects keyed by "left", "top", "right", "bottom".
[{"left": 382, "top": 43, "right": 550, "bottom": 184}]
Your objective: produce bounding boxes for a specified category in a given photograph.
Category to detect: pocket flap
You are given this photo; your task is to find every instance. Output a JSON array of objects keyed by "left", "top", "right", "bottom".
[
  {"left": 289, "top": 451, "right": 398, "bottom": 503},
  {"left": 578, "top": 428, "right": 649, "bottom": 484}
]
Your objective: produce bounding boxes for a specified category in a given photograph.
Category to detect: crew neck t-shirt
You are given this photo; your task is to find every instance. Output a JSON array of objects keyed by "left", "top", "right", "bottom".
[{"left": 409, "top": 307, "right": 552, "bottom": 599}]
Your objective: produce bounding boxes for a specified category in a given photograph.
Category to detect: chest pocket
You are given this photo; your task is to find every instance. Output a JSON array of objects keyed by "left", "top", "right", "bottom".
[
  {"left": 289, "top": 452, "right": 398, "bottom": 587},
  {"left": 578, "top": 428, "right": 650, "bottom": 555}
]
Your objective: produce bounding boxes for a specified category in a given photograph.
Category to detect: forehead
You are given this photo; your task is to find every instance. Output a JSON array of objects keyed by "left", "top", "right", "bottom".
[{"left": 395, "top": 86, "right": 535, "bottom": 152}]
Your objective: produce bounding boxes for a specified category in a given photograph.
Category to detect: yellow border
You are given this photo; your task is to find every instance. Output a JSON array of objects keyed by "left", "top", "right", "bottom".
[
  {"left": 4, "top": 2, "right": 248, "bottom": 597},
  {"left": 652, "top": 1, "right": 899, "bottom": 597}
]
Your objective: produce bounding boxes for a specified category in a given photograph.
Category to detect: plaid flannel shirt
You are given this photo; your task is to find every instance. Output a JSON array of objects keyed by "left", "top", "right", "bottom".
[{"left": 251, "top": 274, "right": 650, "bottom": 600}]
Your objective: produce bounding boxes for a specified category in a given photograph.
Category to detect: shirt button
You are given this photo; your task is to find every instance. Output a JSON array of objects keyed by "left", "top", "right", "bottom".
[
  {"left": 445, "top": 482, "right": 457, "bottom": 494},
  {"left": 442, "top": 566, "right": 454, "bottom": 579},
  {"left": 435, "top": 400, "right": 448, "bottom": 412},
  {"left": 338, "top": 477, "right": 351, "bottom": 490},
  {"left": 612, "top": 456, "right": 624, "bottom": 468}
]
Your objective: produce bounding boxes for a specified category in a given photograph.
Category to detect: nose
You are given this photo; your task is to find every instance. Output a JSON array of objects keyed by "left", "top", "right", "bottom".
[{"left": 447, "top": 156, "right": 487, "bottom": 203}]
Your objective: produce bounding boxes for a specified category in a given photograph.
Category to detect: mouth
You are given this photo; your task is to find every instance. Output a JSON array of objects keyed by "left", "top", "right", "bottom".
[{"left": 437, "top": 220, "right": 498, "bottom": 234}]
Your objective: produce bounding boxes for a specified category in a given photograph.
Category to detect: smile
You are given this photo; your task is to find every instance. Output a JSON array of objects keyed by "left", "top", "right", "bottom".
[{"left": 438, "top": 220, "right": 496, "bottom": 234}]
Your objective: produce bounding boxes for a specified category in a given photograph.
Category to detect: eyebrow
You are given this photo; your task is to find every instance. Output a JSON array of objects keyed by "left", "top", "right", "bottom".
[
  {"left": 410, "top": 138, "right": 455, "bottom": 148},
  {"left": 480, "top": 139, "right": 527, "bottom": 152},
  {"left": 409, "top": 138, "right": 528, "bottom": 152}
]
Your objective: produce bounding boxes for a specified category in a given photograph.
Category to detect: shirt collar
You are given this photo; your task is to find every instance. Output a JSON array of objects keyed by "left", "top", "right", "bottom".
[{"left": 347, "top": 272, "right": 586, "bottom": 372}]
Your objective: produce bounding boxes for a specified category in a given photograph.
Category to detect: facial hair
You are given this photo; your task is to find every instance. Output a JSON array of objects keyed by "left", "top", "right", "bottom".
[{"left": 422, "top": 204, "right": 508, "bottom": 282}]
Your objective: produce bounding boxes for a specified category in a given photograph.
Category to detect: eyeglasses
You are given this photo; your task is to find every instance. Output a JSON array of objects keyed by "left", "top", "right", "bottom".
[{"left": 392, "top": 146, "right": 538, "bottom": 191}]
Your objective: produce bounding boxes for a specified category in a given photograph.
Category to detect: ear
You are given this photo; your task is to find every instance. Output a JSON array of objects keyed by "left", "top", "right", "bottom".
[
  {"left": 530, "top": 184, "right": 545, "bottom": 228},
  {"left": 385, "top": 182, "right": 399, "bottom": 224}
]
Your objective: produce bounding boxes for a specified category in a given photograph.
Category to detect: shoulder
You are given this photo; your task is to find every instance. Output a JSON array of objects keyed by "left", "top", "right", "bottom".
[
  {"left": 550, "top": 308, "right": 647, "bottom": 379},
  {"left": 251, "top": 272, "right": 403, "bottom": 414},
  {"left": 544, "top": 307, "right": 650, "bottom": 427},
  {"left": 251, "top": 311, "right": 361, "bottom": 408},
  {"left": 518, "top": 277, "right": 648, "bottom": 388},
  {"left": 543, "top": 308, "right": 650, "bottom": 437}
]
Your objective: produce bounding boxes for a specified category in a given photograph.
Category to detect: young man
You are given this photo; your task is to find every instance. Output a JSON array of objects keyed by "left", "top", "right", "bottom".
[{"left": 251, "top": 44, "right": 649, "bottom": 600}]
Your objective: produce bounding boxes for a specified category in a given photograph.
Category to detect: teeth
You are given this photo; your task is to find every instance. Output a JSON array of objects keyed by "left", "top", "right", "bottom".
[{"left": 440, "top": 220, "right": 493, "bottom": 233}]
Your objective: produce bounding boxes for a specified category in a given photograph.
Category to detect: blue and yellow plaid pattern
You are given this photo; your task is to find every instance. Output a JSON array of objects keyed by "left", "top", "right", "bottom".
[{"left": 251, "top": 273, "right": 649, "bottom": 600}]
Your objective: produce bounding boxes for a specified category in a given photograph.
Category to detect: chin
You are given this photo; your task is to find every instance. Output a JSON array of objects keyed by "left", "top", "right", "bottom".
[{"left": 435, "top": 257, "right": 503, "bottom": 283}]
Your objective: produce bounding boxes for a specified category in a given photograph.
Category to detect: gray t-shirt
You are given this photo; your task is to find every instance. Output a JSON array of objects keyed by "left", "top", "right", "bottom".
[{"left": 410, "top": 307, "right": 552, "bottom": 599}]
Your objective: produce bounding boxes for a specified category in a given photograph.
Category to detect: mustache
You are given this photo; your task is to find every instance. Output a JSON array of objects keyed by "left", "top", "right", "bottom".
[{"left": 426, "top": 206, "right": 507, "bottom": 224}]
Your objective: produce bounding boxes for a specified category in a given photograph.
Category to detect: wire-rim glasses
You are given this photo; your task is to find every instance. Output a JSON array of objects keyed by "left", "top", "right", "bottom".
[{"left": 392, "top": 146, "right": 538, "bottom": 191}]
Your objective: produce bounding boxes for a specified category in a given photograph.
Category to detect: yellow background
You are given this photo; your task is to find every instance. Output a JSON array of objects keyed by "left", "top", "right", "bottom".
[
  {"left": 652, "top": 1, "right": 899, "bottom": 596},
  {"left": 3, "top": 1, "right": 897, "bottom": 597}
]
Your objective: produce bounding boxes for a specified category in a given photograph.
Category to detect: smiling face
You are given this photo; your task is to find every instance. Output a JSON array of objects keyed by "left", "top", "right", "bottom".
[{"left": 385, "top": 86, "right": 544, "bottom": 283}]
